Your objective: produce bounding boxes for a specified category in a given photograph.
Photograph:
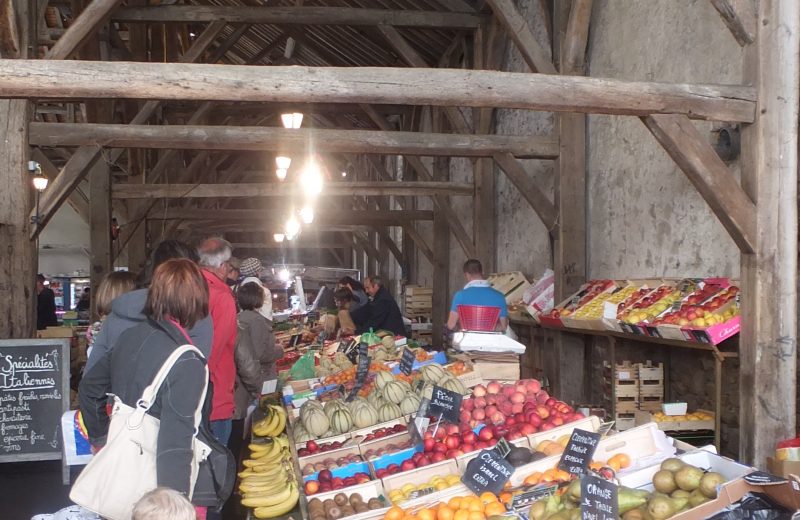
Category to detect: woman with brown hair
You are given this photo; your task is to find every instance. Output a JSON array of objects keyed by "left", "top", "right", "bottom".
[
  {"left": 79, "top": 258, "right": 212, "bottom": 499},
  {"left": 85, "top": 270, "right": 138, "bottom": 360}
]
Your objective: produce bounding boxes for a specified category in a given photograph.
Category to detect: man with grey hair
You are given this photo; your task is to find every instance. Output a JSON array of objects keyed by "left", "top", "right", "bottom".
[
  {"left": 351, "top": 275, "right": 405, "bottom": 337},
  {"left": 198, "top": 237, "right": 238, "bottom": 446}
]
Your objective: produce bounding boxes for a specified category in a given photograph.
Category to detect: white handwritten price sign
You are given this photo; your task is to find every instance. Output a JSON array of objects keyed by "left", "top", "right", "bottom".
[
  {"left": 0, "top": 339, "right": 70, "bottom": 470},
  {"left": 557, "top": 428, "right": 601, "bottom": 475},
  {"left": 580, "top": 475, "right": 618, "bottom": 520}
]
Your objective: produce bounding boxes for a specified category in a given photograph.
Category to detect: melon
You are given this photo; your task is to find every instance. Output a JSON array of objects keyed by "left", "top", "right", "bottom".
[
  {"left": 303, "top": 408, "right": 330, "bottom": 437},
  {"left": 374, "top": 371, "right": 395, "bottom": 390},
  {"left": 382, "top": 381, "right": 408, "bottom": 404},
  {"left": 399, "top": 394, "right": 421, "bottom": 415},
  {"left": 420, "top": 364, "right": 445, "bottom": 383},
  {"left": 381, "top": 336, "right": 396, "bottom": 350},
  {"left": 442, "top": 377, "right": 468, "bottom": 395},
  {"left": 323, "top": 399, "right": 348, "bottom": 419},
  {"left": 299, "top": 400, "right": 323, "bottom": 423},
  {"left": 352, "top": 402, "right": 379, "bottom": 428},
  {"left": 378, "top": 402, "right": 402, "bottom": 423},
  {"left": 330, "top": 408, "right": 353, "bottom": 434}
]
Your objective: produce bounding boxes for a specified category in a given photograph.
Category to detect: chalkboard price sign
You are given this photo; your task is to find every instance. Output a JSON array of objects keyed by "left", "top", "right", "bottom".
[
  {"left": 580, "top": 474, "right": 618, "bottom": 520},
  {"left": 288, "top": 333, "right": 303, "bottom": 348},
  {"left": 399, "top": 347, "right": 416, "bottom": 375},
  {"left": 461, "top": 449, "right": 514, "bottom": 495},
  {"left": 346, "top": 352, "right": 370, "bottom": 402},
  {"left": 558, "top": 429, "right": 601, "bottom": 475},
  {"left": 429, "top": 385, "right": 463, "bottom": 424},
  {"left": 0, "top": 339, "right": 70, "bottom": 463}
]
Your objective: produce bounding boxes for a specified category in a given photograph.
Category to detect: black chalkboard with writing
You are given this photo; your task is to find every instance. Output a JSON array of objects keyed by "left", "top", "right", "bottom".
[
  {"left": 0, "top": 339, "right": 70, "bottom": 463},
  {"left": 558, "top": 429, "right": 601, "bottom": 475},
  {"left": 429, "top": 385, "right": 463, "bottom": 424},
  {"left": 399, "top": 347, "right": 416, "bottom": 376},
  {"left": 461, "top": 449, "right": 515, "bottom": 495},
  {"left": 581, "top": 474, "right": 618, "bottom": 520}
]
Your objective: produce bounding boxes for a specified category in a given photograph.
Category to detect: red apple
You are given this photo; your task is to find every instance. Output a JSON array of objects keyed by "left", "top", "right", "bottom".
[
  {"left": 445, "top": 435, "right": 461, "bottom": 450},
  {"left": 505, "top": 416, "right": 517, "bottom": 427},
  {"left": 387, "top": 463, "right": 400, "bottom": 474},
  {"left": 434, "top": 427, "right": 447, "bottom": 441},
  {"left": 475, "top": 441, "right": 488, "bottom": 450},
  {"left": 486, "top": 395, "right": 498, "bottom": 406},
  {"left": 401, "top": 459, "right": 416, "bottom": 472},
  {"left": 318, "top": 469, "right": 332, "bottom": 483},
  {"left": 502, "top": 386, "right": 516, "bottom": 398},
  {"left": 526, "top": 380, "right": 542, "bottom": 394},
  {"left": 417, "top": 455, "right": 431, "bottom": 467},
  {"left": 412, "top": 452, "right": 424, "bottom": 463},
  {"left": 546, "top": 398, "right": 557, "bottom": 407},
  {"left": 318, "top": 482, "right": 332, "bottom": 493},
  {"left": 430, "top": 452, "right": 446, "bottom": 463},
  {"left": 508, "top": 430, "right": 524, "bottom": 441},
  {"left": 462, "top": 398, "right": 475, "bottom": 411},
  {"left": 461, "top": 431, "right": 477, "bottom": 444},
  {"left": 460, "top": 410, "right": 472, "bottom": 423},
  {"left": 423, "top": 430, "right": 433, "bottom": 440},
  {"left": 485, "top": 404, "right": 498, "bottom": 417},
  {"left": 541, "top": 422, "right": 555, "bottom": 431},
  {"left": 474, "top": 397, "right": 487, "bottom": 409},
  {"left": 536, "top": 391, "right": 550, "bottom": 404},
  {"left": 511, "top": 392, "right": 526, "bottom": 404},
  {"left": 499, "top": 402, "right": 514, "bottom": 416},
  {"left": 472, "top": 408, "right": 486, "bottom": 421},
  {"left": 446, "top": 424, "right": 459, "bottom": 436},
  {"left": 526, "top": 413, "right": 542, "bottom": 427},
  {"left": 355, "top": 473, "right": 370, "bottom": 484},
  {"left": 536, "top": 405, "right": 550, "bottom": 420},
  {"left": 298, "top": 448, "right": 309, "bottom": 457},
  {"left": 462, "top": 443, "right": 475, "bottom": 454},
  {"left": 478, "top": 427, "right": 494, "bottom": 441},
  {"left": 490, "top": 411, "right": 505, "bottom": 424},
  {"left": 472, "top": 384, "right": 487, "bottom": 397},
  {"left": 445, "top": 449, "right": 459, "bottom": 459},
  {"left": 552, "top": 417, "right": 564, "bottom": 426},
  {"left": 434, "top": 442, "right": 448, "bottom": 453},
  {"left": 486, "top": 381, "right": 501, "bottom": 394},
  {"left": 306, "top": 440, "right": 319, "bottom": 452},
  {"left": 519, "top": 423, "right": 537, "bottom": 435},
  {"left": 331, "top": 477, "right": 344, "bottom": 489},
  {"left": 344, "top": 476, "right": 356, "bottom": 487}
]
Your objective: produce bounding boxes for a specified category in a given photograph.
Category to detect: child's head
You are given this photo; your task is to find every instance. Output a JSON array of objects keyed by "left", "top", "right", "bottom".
[
  {"left": 95, "top": 271, "right": 137, "bottom": 317},
  {"left": 132, "top": 487, "right": 196, "bottom": 520}
]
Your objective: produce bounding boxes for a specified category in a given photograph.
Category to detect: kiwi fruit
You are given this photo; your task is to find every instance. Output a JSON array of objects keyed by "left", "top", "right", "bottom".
[
  {"left": 349, "top": 493, "right": 364, "bottom": 505},
  {"left": 353, "top": 503, "right": 369, "bottom": 514},
  {"left": 333, "top": 493, "right": 348, "bottom": 506},
  {"left": 339, "top": 505, "right": 355, "bottom": 517},
  {"left": 308, "top": 498, "right": 323, "bottom": 508},
  {"left": 367, "top": 498, "right": 384, "bottom": 510},
  {"left": 328, "top": 506, "right": 343, "bottom": 520},
  {"left": 323, "top": 499, "right": 336, "bottom": 512},
  {"left": 310, "top": 513, "right": 325, "bottom": 520}
]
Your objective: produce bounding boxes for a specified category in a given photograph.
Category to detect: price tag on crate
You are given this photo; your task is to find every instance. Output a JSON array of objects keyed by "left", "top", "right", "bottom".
[
  {"left": 581, "top": 474, "right": 618, "bottom": 520},
  {"left": 399, "top": 347, "right": 416, "bottom": 376},
  {"left": 461, "top": 448, "right": 514, "bottom": 496},
  {"left": 429, "top": 385, "right": 463, "bottom": 424},
  {"left": 289, "top": 333, "right": 302, "bottom": 349},
  {"left": 557, "top": 429, "right": 601, "bottom": 475},
  {"left": 346, "top": 352, "right": 370, "bottom": 402},
  {"left": 511, "top": 484, "right": 559, "bottom": 510},
  {"left": 495, "top": 437, "right": 511, "bottom": 459},
  {"left": 338, "top": 338, "right": 357, "bottom": 354}
]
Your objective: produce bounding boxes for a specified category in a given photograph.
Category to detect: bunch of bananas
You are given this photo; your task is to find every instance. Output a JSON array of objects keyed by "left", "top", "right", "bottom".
[
  {"left": 239, "top": 435, "right": 299, "bottom": 518},
  {"left": 240, "top": 405, "right": 298, "bottom": 518},
  {"left": 252, "top": 404, "right": 287, "bottom": 438}
]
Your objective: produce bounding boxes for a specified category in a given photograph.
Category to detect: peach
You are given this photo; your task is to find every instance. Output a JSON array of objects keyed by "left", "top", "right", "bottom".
[
  {"left": 515, "top": 383, "right": 527, "bottom": 395},
  {"left": 510, "top": 391, "right": 526, "bottom": 404},
  {"left": 512, "top": 403, "right": 524, "bottom": 414},
  {"left": 462, "top": 398, "right": 475, "bottom": 411},
  {"left": 472, "top": 384, "right": 487, "bottom": 397},
  {"left": 486, "top": 381, "right": 502, "bottom": 394},
  {"left": 485, "top": 404, "right": 498, "bottom": 416},
  {"left": 485, "top": 395, "right": 498, "bottom": 406},
  {"left": 472, "top": 408, "right": 486, "bottom": 421},
  {"left": 526, "top": 379, "right": 542, "bottom": 394},
  {"left": 502, "top": 386, "right": 516, "bottom": 398},
  {"left": 490, "top": 411, "right": 506, "bottom": 424},
  {"left": 536, "top": 391, "right": 550, "bottom": 404},
  {"left": 474, "top": 396, "right": 487, "bottom": 409},
  {"left": 499, "top": 402, "right": 514, "bottom": 416},
  {"left": 460, "top": 410, "right": 471, "bottom": 423}
]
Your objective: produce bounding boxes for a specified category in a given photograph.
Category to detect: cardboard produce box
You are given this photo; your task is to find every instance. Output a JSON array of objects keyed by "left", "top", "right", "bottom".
[{"left": 767, "top": 457, "right": 800, "bottom": 479}]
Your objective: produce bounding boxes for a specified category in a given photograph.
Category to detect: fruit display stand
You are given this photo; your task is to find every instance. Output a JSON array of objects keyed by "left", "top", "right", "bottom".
[{"left": 634, "top": 410, "right": 715, "bottom": 433}]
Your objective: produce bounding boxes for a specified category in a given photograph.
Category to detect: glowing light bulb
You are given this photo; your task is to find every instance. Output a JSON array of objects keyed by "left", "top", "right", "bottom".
[
  {"left": 276, "top": 156, "right": 292, "bottom": 169},
  {"left": 273, "top": 233, "right": 285, "bottom": 243},
  {"left": 281, "top": 112, "right": 303, "bottom": 129},
  {"left": 300, "top": 206, "right": 314, "bottom": 224},
  {"left": 300, "top": 161, "right": 323, "bottom": 197},
  {"left": 285, "top": 215, "right": 301, "bottom": 239},
  {"left": 276, "top": 168, "right": 287, "bottom": 181}
]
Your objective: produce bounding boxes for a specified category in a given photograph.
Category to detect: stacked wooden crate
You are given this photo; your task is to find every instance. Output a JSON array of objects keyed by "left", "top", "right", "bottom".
[
  {"left": 637, "top": 361, "right": 665, "bottom": 412},
  {"left": 404, "top": 286, "right": 432, "bottom": 342},
  {"left": 603, "top": 361, "right": 639, "bottom": 431}
]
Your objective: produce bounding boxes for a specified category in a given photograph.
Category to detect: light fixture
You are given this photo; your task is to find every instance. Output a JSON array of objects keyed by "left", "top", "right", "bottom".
[
  {"left": 278, "top": 268, "right": 291, "bottom": 282},
  {"left": 32, "top": 174, "right": 48, "bottom": 192},
  {"left": 285, "top": 215, "right": 301, "bottom": 239},
  {"left": 281, "top": 112, "right": 303, "bottom": 129},
  {"left": 300, "top": 161, "right": 324, "bottom": 197},
  {"left": 276, "top": 156, "right": 292, "bottom": 169},
  {"left": 276, "top": 168, "right": 287, "bottom": 181},
  {"left": 300, "top": 206, "right": 314, "bottom": 224},
  {"left": 341, "top": 171, "right": 347, "bottom": 178},
  {"left": 273, "top": 233, "right": 285, "bottom": 243}
]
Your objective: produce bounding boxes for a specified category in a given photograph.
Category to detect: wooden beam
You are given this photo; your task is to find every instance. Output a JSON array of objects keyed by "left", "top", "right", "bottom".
[
  {"left": 431, "top": 153, "right": 450, "bottom": 348},
  {"left": 562, "top": 0, "right": 593, "bottom": 74},
  {"left": 360, "top": 105, "right": 478, "bottom": 258},
  {"left": 403, "top": 225, "right": 434, "bottom": 265},
  {"left": 377, "top": 24, "right": 471, "bottom": 134},
  {"left": 29, "top": 123, "right": 555, "bottom": 158},
  {"left": 111, "top": 181, "right": 474, "bottom": 199},
  {"left": 31, "top": 148, "right": 90, "bottom": 225},
  {"left": 89, "top": 159, "right": 111, "bottom": 321},
  {"left": 642, "top": 114, "right": 756, "bottom": 253},
  {"left": 493, "top": 152, "right": 558, "bottom": 232},
  {"left": 231, "top": 242, "right": 346, "bottom": 249},
  {"left": 112, "top": 6, "right": 482, "bottom": 29},
  {"left": 45, "top": 0, "right": 122, "bottom": 59},
  {"left": 738, "top": 0, "right": 798, "bottom": 466},
  {"left": 484, "top": 0, "right": 557, "bottom": 74},
  {"left": 709, "top": 0, "right": 755, "bottom": 46},
  {"left": 0, "top": 0, "right": 20, "bottom": 58},
  {"left": 0, "top": 61, "right": 757, "bottom": 122},
  {"left": 30, "top": 145, "right": 103, "bottom": 238},
  {"left": 152, "top": 208, "right": 433, "bottom": 223}
]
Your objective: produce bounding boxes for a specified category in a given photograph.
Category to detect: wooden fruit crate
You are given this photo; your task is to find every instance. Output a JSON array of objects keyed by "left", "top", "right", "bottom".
[
  {"left": 636, "top": 360, "right": 664, "bottom": 381},
  {"left": 605, "top": 395, "right": 638, "bottom": 414},
  {"left": 639, "top": 381, "right": 664, "bottom": 398},
  {"left": 603, "top": 360, "right": 639, "bottom": 382},
  {"left": 405, "top": 285, "right": 433, "bottom": 296},
  {"left": 604, "top": 378, "right": 639, "bottom": 398},
  {"left": 487, "top": 271, "right": 531, "bottom": 305},
  {"left": 614, "top": 412, "right": 637, "bottom": 431},
  {"left": 638, "top": 396, "right": 664, "bottom": 412}
]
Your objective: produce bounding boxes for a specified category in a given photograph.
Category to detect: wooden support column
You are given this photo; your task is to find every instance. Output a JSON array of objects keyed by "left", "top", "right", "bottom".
[
  {"left": 431, "top": 111, "right": 450, "bottom": 348},
  {"left": 89, "top": 160, "right": 111, "bottom": 320},
  {"left": 739, "top": 0, "right": 798, "bottom": 466},
  {"left": 0, "top": 0, "right": 34, "bottom": 338},
  {"left": 551, "top": 0, "right": 591, "bottom": 404}
]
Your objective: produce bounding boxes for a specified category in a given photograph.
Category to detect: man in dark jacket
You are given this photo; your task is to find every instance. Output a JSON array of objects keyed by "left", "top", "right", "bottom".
[
  {"left": 36, "top": 274, "right": 58, "bottom": 330},
  {"left": 351, "top": 276, "right": 406, "bottom": 337}
]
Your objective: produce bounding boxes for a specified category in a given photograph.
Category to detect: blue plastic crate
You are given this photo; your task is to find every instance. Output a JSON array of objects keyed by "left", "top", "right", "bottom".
[
  {"left": 390, "top": 351, "right": 448, "bottom": 375},
  {"left": 302, "top": 460, "right": 371, "bottom": 483}
]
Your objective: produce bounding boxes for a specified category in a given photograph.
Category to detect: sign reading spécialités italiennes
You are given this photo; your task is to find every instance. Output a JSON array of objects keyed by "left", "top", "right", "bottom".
[{"left": 0, "top": 339, "right": 70, "bottom": 462}]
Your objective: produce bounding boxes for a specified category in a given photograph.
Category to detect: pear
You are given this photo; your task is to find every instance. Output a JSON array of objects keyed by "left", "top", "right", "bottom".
[
  {"left": 699, "top": 472, "right": 725, "bottom": 499},
  {"left": 530, "top": 500, "right": 547, "bottom": 520},
  {"left": 568, "top": 509, "right": 580, "bottom": 520},
  {"left": 660, "top": 458, "right": 685, "bottom": 473},
  {"left": 653, "top": 470, "right": 678, "bottom": 494},
  {"left": 670, "top": 490, "right": 690, "bottom": 499},
  {"left": 674, "top": 465, "right": 704, "bottom": 491},
  {"left": 670, "top": 494, "right": 689, "bottom": 512},
  {"left": 622, "top": 508, "right": 647, "bottom": 520},
  {"left": 547, "top": 512, "right": 569, "bottom": 520},
  {"left": 647, "top": 496, "right": 675, "bottom": 520},
  {"left": 688, "top": 488, "right": 710, "bottom": 508}
]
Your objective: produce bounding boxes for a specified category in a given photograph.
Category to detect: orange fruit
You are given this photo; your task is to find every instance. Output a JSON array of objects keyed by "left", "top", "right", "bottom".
[
  {"left": 524, "top": 472, "right": 543, "bottom": 486},
  {"left": 468, "top": 511, "right": 486, "bottom": 520},
  {"left": 555, "top": 469, "right": 571, "bottom": 481},
  {"left": 448, "top": 497, "right": 462, "bottom": 510},
  {"left": 459, "top": 498, "right": 473, "bottom": 511},
  {"left": 609, "top": 453, "right": 631, "bottom": 469},
  {"left": 454, "top": 510, "right": 470, "bottom": 520},
  {"left": 418, "top": 508, "right": 436, "bottom": 520},
  {"left": 498, "top": 491, "right": 513, "bottom": 505},
  {"left": 437, "top": 506, "right": 455, "bottom": 520},
  {"left": 468, "top": 500, "right": 484, "bottom": 513},
  {"left": 402, "top": 515, "right": 417, "bottom": 520},
  {"left": 588, "top": 462, "right": 604, "bottom": 471},
  {"left": 485, "top": 502, "right": 506, "bottom": 516},
  {"left": 478, "top": 492, "right": 498, "bottom": 505},
  {"left": 387, "top": 507, "right": 405, "bottom": 520}
]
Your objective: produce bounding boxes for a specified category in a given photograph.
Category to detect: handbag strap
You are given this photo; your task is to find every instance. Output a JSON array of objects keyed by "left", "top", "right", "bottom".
[{"left": 135, "top": 344, "right": 209, "bottom": 432}]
